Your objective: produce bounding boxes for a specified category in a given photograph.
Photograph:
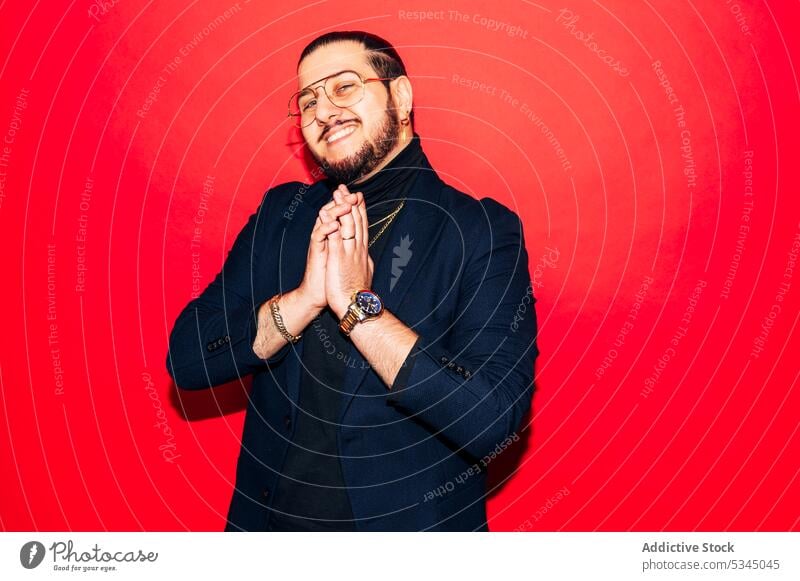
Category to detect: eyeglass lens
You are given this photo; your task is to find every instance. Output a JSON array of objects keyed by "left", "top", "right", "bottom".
[{"left": 290, "top": 71, "right": 364, "bottom": 127}]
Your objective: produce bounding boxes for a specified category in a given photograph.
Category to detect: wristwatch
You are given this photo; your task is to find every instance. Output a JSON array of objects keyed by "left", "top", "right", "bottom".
[{"left": 339, "top": 289, "right": 384, "bottom": 336}]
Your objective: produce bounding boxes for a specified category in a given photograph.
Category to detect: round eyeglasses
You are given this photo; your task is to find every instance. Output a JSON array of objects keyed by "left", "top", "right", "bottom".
[{"left": 287, "top": 69, "right": 396, "bottom": 128}]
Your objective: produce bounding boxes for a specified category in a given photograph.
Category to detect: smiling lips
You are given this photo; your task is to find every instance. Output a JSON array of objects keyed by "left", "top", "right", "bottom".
[{"left": 325, "top": 123, "right": 357, "bottom": 144}]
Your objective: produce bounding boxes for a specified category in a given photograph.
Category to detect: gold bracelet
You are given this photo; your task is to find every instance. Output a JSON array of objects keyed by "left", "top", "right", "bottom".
[{"left": 268, "top": 293, "right": 302, "bottom": 344}]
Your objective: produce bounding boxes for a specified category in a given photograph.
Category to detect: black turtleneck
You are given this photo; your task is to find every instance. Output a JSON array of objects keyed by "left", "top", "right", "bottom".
[
  {"left": 326, "top": 131, "right": 429, "bottom": 224},
  {"left": 268, "top": 133, "right": 427, "bottom": 531}
]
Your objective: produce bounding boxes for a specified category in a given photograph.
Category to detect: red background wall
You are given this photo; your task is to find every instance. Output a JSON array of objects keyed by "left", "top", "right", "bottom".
[{"left": 1, "top": 0, "right": 798, "bottom": 531}]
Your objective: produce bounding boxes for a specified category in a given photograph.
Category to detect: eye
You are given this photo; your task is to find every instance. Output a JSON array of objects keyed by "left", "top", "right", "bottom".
[
  {"left": 301, "top": 98, "right": 317, "bottom": 112},
  {"left": 334, "top": 82, "right": 356, "bottom": 95}
]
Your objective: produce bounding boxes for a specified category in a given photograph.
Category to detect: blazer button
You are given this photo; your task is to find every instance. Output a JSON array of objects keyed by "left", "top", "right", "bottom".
[
  {"left": 283, "top": 415, "right": 292, "bottom": 429},
  {"left": 262, "top": 488, "right": 269, "bottom": 499}
]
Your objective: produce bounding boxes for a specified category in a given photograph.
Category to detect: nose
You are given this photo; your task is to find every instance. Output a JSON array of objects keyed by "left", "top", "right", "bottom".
[{"left": 313, "top": 90, "right": 343, "bottom": 126}]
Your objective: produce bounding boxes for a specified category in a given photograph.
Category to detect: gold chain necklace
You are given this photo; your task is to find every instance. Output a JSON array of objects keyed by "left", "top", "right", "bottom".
[
  {"left": 368, "top": 203, "right": 402, "bottom": 228},
  {"left": 368, "top": 199, "right": 405, "bottom": 248}
]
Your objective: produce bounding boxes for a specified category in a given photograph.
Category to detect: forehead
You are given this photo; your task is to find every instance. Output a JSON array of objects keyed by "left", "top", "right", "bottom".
[{"left": 297, "top": 40, "right": 373, "bottom": 89}]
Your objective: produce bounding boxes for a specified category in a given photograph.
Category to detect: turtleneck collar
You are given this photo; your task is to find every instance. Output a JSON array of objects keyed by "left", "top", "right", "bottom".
[{"left": 324, "top": 132, "right": 430, "bottom": 222}]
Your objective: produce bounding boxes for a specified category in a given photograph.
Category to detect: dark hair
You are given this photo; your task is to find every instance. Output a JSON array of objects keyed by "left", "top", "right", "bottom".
[{"left": 297, "top": 30, "right": 414, "bottom": 128}]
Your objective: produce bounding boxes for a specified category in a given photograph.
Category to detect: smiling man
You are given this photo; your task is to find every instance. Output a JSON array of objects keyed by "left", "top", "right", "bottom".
[{"left": 166, "top": 31, "right": 539, "bottom": 531}]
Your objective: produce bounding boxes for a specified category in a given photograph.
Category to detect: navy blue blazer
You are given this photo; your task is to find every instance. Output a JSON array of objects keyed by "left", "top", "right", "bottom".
[{"left": 166, "top": 164, "right": 539, "bottom": 531}]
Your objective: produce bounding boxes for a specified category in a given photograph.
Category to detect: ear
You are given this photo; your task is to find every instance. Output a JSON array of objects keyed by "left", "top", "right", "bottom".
[{"left": 390, "top": 75, "right": 413, "bottom": 121}]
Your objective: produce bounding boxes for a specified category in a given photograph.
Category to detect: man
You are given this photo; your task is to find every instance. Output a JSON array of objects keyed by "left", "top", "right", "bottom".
[{"left": 166, "top": 31, "right": 539, "bottom": 531}]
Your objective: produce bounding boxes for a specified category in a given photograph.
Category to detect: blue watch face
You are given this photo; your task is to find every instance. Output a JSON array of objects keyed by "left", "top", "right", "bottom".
[{"left": 356, "top": 291, "right": 383, "bottom": 315}]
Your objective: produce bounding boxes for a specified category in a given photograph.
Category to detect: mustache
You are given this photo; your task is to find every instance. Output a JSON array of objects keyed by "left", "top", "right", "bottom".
[{"left": 320, "top": 119, "right": 359, "bottom": 142}]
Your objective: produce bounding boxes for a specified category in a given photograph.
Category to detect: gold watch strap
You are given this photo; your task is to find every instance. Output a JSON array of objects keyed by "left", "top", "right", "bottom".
[{"left": 338, "top": 304, "right": 362, "bottom": 336}]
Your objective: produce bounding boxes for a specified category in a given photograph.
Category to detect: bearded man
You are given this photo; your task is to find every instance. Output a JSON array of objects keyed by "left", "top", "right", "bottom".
[{"left": 166, "top": 30, "right": 539, "bottom": 531}]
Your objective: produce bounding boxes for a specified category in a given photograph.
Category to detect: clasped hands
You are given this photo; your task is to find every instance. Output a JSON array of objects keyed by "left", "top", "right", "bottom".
[{"left": 298, "top": 184, "right": 375, "bottom": 320}]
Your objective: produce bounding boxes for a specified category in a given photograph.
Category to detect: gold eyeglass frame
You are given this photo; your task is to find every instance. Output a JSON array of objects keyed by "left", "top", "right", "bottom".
[{"left": 287, "top": 69, "right": 397, "bottom": 128}]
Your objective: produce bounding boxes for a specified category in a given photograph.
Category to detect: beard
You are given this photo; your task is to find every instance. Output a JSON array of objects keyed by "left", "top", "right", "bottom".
[{"left": 313, "top": 100, "right": 401, "bottom": 185}]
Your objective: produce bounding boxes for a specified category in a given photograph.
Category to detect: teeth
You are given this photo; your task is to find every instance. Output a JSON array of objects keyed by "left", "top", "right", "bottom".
[{"left": 327, "top": 125, "right": 356, "bottom": 143}]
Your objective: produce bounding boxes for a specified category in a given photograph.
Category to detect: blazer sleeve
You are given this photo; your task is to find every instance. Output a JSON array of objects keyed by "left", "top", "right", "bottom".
[
  {"left": 386, "top": 197, "right": 539, "bottom": 460},
  {"left": 165, "top": 189, "right": 292, "bottom": 390}
]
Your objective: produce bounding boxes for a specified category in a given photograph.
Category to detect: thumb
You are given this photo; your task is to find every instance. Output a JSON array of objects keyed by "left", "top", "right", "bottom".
[{"left": 327, "top": 226, "right": 342, "bottom": 256}]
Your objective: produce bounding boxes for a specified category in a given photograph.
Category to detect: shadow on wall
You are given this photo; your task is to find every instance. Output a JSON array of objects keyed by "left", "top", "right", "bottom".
[
  {"left": 169, "top": 376, "right": 252, "bottom": 422},
  {"left": 486, "top": 405, "right": 535, "bottom": 503}
]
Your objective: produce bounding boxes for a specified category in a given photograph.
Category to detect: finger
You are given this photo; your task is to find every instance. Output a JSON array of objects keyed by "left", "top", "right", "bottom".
[
  {"left": 327, "top": 223, "right": 342, "bottom": 257},
  {"left": 311, "top": 216, "right": 323, "bottom": 240},
  {"left": 326, "top": 201, "right": 356, "bottom": 219},
  {"left": 319, "top": 208, "right": 336, "bottom": 224},
  {"left": 351, "top": 201, "right": 362, "bottom": 246},
  {"left": 338, "top": 202, "right": 356, "bottom": 244},
  {"left": 334, "top": 186, "right": 355, "bottom": 233},
  {"left": 322, "top": 201, "right": 358, "bottom": 223},
  {"left": 313, "top": 219, "right": 339, "bottom": 243},
  {"left": 356, "top": 193, "right": 368, "bottom": 249},
  {"left": 323, "top": 189, "right": 352, "bottom": 219},
  {"left": 334, "top": 186, "right": 346, "bottom": 205},
  {"left": 336, "top": 184, "right": 358, "bottom": 206}
]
